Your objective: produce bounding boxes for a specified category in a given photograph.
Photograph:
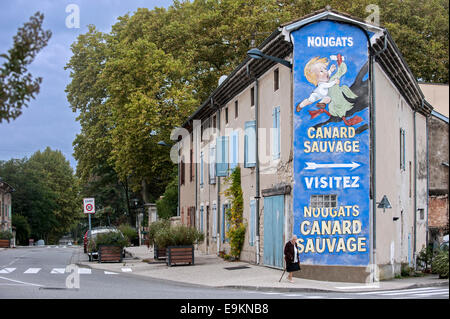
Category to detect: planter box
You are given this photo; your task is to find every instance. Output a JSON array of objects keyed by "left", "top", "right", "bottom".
[
  {"left": 98, "top": 245, "right": 122, "bottom": 263},
  {"left": 166, "top": 245, "right": 194, "bottom": 267},
  {"left": 0, "top": 239, "right": 10, "bottom": 248},
  {"left": 154, "top": 245, "right": 167, "bottom": 260}
]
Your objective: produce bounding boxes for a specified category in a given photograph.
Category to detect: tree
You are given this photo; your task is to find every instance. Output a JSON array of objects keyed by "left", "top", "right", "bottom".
[
  {"left": 156, "top": 174, "right": 178, "bottom": 219},
  {"left": 0, "top": 12, "right": 52, "bottom": 122},
  {"left": 0, "top": 148, "right": 81, "bottom": 244},
  {"left": 12, "top": 214, "right": 30, "bottom": 245}
]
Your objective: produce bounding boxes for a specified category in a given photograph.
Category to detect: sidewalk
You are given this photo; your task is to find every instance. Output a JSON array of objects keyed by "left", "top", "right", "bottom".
[{"left": 77, "top": 245, "right": 448, "bottom": 293}]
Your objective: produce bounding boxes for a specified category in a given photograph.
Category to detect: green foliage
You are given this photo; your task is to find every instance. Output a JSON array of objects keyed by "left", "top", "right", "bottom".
[
  {"left": 156, "top": 174, "right": 178, "bottom": 220},
  {"left": 0, "top": 12, "right": 52, "bottom": 122},
  {"left": 0, "top": 231, "right": 13, "bottom": 240},
  {"left": 94, "top": 231, "right": 129, "bottom": 249},
  {"left": 0, "top": 147, "right": 81, "bottom": 244},
  {"left": 12, "top": 214, "right": 30, "bottom": 245},
  {"left": 432, "top": 250, "right": 449, "bottom": 278},
  {"left": 223, "top": 166, "right": 246, "bottom": 259},
  {"left": 153, "top": 224, "right": 204, "bottom": 248},
  {"left": 118, "top": 224, "right": 138, "bottom": 243},
  {"left": 417, "top": 245, "right": 437, "bottom": 271},
  {"left": 148, "top": 219, "right": 170, "bottom": 246}
]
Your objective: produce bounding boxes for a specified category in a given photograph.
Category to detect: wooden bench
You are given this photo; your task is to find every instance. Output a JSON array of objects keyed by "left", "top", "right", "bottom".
[
  {"left": 166, "top": 245, "right": 194, "bottom": 267},
  {"left": 0, "top": 239, "right": 10, "bottom": 248},
  {"left": 98, "top": 246, "right": 122, "bottom": 263}
]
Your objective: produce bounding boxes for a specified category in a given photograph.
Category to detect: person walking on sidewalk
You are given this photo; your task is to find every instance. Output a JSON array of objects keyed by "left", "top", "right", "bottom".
[{"left": 284, "top": 235, "right": 301, "bottom": 283}]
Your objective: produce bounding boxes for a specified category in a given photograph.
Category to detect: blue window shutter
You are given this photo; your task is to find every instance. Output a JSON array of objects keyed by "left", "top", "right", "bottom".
[
  {"left": 244, "top": 121, "right": 256, "bottom": 167},
  {"left": 221, "top": 204, "right": 225, "bottom": 243},
  {"left": 230, "top": 131, "right": 238, "bottom": 171},
  {"left": 273, "top": 106, "right": 280, "bottom": 159},
  {"left": 249, "top": 200, "right": 256, "bottom": 246},
  {"left": 200, "top": 152, "right": 204, "bottom": 187},
  {"left": 200, "top": 206, "right": 204, "bottom": 232},
  {"left": 216, "top": 136, "right": 229, "bottom": 176}
]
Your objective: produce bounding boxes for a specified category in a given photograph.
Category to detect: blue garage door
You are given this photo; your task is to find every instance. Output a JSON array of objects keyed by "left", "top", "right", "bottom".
[{"left": 263, "top": 195, "right": 285, "bottom": 269}]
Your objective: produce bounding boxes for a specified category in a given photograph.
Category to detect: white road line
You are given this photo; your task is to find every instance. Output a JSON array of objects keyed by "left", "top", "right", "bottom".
[
  {"left": 336, "top": 284, "right": 380, "bottom": 290},
  {"left": 0, "top": 275, "right": 43, "bottom": 287},
  {"left": 356, "top": 287, "right": 438, "bottom": 295},
  {"left": 104, "top": 271, "right": 119, "bottom": 275},
  {"left": 78, "top": 268, "right": 91, "bottom": 274},
  {"left": 0, "top": 268, "right": 16, "bottom": 274},
  {"left": 121, "top": 267, "right": 132, "bottom": 272},
  {"left": 305, "top": 296, "right": 324, "bottom": 299},
  {"left": 50, "top": 268, "right": 66, "bottom": 274},
  {"left": 24, "top": 268, "right": 41, "bottom": 274},
  {"left": 413, "top": 290, "right": 449, "bottom": 297}
]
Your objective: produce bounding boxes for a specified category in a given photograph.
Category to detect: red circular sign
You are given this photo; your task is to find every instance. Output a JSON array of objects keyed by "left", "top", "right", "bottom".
[{"left": 86, "top": 204, "right": 93, "bottom": 211}]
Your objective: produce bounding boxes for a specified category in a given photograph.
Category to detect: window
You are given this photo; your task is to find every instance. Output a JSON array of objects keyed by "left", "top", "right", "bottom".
[
  {"left": 244, "top": 121, "right": 256, "bottom": 168},
  {"left": 400, "top": 128, "right": 406, "bottom": 170},
  {"left": 180, "top": 156, "right": 185, "bottom": 185},
  {"left": 418, "top": 208, "right": 425, "bottom": 220},
  {"left": 235, "top": 101, "right": 238, "bottom": 118},
  {"left": 200, "top": 205, "right": 204, "bottom": 232},
  {"left": 272, "top": 106, "right": 280, "bottom": 159},
  {"left": 216, "top": 136, "right": 229, "bottom": 176},
  {"left": 209, "top": 144, "right": 216, "bottom": 184},
  {"left": 274, "top": 68, "right": 279, "bottom": 91},
  {"left": 310, "top": 194, "right": 338, "bottom": 208},
  {"left": 225, "top": 107, "right": 229, "bottom": 124},
  {"left": 212, "top": 114, "right": 217, "bottom": 129},
  {"left": 200, "top": 152, "right": 204, "bottom": 188},
  {"left": 251, "top": 87, "right": 255, "bottom": 106},
  {"left": 249, "top": 199, "right": 256, "bottom": 246}
]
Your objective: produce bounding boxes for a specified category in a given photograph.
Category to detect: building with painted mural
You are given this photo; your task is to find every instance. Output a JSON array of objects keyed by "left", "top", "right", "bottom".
[{"left": 178, "top": 9, "right": 436, "bottom": 282}]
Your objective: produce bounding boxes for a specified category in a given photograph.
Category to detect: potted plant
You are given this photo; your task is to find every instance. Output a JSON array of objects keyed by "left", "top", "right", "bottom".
[
  {"left": 118, "top": 224, "right": 138, "bottom": 246},
  {"left": 0, "top": 231, "right": 12, "bottom": 248},
  {"left": 148, "top": 219, "right": 170, "bottom": 259},
  {"left": 154, "top": 225, "right": 204, "bottom": 267},
  {"left": 94, "top": 231, "right": 129, "bottom": 263}
]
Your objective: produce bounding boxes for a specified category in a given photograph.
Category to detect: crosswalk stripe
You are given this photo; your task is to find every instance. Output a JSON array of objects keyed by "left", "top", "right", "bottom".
[
  {"left": 121, "top": 267, "right": 132, "bottom": 272},
  {"left": 375, "top": 288, "right": 445, "bottom": 296},
  {"left": 24, "top": 268, "right": 41, "bottom": 274},
  {"left": 0, "top": 268, "right": 16, "bottom": 274},
  {"left": 50, "top": 268, "right": 66, "bottom": 274},
  {"left": 104, "top": 271, "right": 118, "bottom": 275}
]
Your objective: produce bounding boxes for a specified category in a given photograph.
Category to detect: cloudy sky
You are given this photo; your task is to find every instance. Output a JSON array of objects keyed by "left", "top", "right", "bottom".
[{"left": 0, "top": 0, "right": 173, "bottom": 169}]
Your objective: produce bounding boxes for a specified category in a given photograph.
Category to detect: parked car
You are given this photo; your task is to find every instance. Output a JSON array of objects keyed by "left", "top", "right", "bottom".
[{"left": 86, "top": 227, "right": 124, "bottom": 261}]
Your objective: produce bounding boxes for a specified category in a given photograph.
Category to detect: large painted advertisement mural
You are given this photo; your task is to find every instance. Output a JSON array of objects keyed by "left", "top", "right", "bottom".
[{"left": 292, "top": 21, "right": 371, "bottom": 266}]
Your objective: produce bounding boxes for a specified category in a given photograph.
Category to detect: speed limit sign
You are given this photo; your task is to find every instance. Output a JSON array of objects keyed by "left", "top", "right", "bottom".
[{"left": 83, "top": 198, "right": 95, "bottom": 214}]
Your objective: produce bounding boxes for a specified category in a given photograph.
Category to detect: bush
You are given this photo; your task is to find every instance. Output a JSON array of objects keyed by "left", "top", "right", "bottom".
[
  {"left": 148, "top": 219, "right": 170, "bottom": 246},
  {"left": 118, "top": 224, "right": 138, "bottom": 243},
  {"left": 153, "top": 224, "right": 204, "bottom": 249},
  {"left": 432, "top": 250, "right": 449, "bottom": 279},
  {"left": 0, "top": 231, "right": 13, "bottom": 240},
  {"left": 92, "top": 231, "right": 129, "bottom": 250}
]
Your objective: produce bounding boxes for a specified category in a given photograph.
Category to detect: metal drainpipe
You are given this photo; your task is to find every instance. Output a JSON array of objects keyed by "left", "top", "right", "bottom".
[
  {"left": 255, "top": 77, "right": 261, "bottom": 265},
  {"left": 425, "top": 99, "right": 429, "bottom": 249},
  {"left": 370, "top": 32, "right": 387, "bottom": 281},
  {"left": 413, "top": 108, "right": 417, "bottom": 269},
  {"left": 217, "top": 101, "right": 221, "bottom": 255}
]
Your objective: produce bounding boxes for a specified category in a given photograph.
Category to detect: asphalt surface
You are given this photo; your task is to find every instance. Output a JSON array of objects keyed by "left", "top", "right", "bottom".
[{"left": 0, "top": 246, "right": 448, "bottom": 300}]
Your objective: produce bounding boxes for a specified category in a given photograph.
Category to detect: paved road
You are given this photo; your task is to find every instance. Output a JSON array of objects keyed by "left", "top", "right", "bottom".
[{"left": 0, "top": 246, "right": 448, "bottom": 300}]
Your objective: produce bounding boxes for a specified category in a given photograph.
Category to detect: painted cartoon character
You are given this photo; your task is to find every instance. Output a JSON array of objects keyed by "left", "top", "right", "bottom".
[{"left": 296, "top": 54, "right": 363, "bottom": 127}]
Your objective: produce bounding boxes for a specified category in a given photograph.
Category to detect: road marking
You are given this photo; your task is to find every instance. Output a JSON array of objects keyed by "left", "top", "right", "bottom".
[
  {"left": 413, "top": 290, "right": 449, "bottom": 297},
  {"left": 104, "top": 271, "right": 119, "bottom": 275},
  {"left": 0, "top": 275, "right": 43, "bottom": 287},
  {"left": 50, "top": 268, "right": 66, "bottom": 274},
  {"left": 0, "top": 268, "right": 16, "bottom": 274},
  {"left": 24, "top": 268, "right": 41, "bottom": 274},
  {"left": 356, "top": 287, "right": 438, "bottom": 295},
  {"left": 121, "top": 267, "right": 132, "bottom": 272},
  {"left": 77, "top": 268, "right": 91, "bottom": 274},
  {"left": 305, "top": 296, "right": 324, "bottom": 299},
  {"left": 335, "top": 284, "right": 380, "bottom": 290}
]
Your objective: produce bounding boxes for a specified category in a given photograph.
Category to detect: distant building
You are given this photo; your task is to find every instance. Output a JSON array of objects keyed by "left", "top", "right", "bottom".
[
  {"left": 178, "top": 9, "right": 436, "bottom": 282},
  {"left": 421, "top": 83, "right": 449, "bottom": 247},
  {"left": 0, "top": 179, "right": 14, "bottom": 232}
]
